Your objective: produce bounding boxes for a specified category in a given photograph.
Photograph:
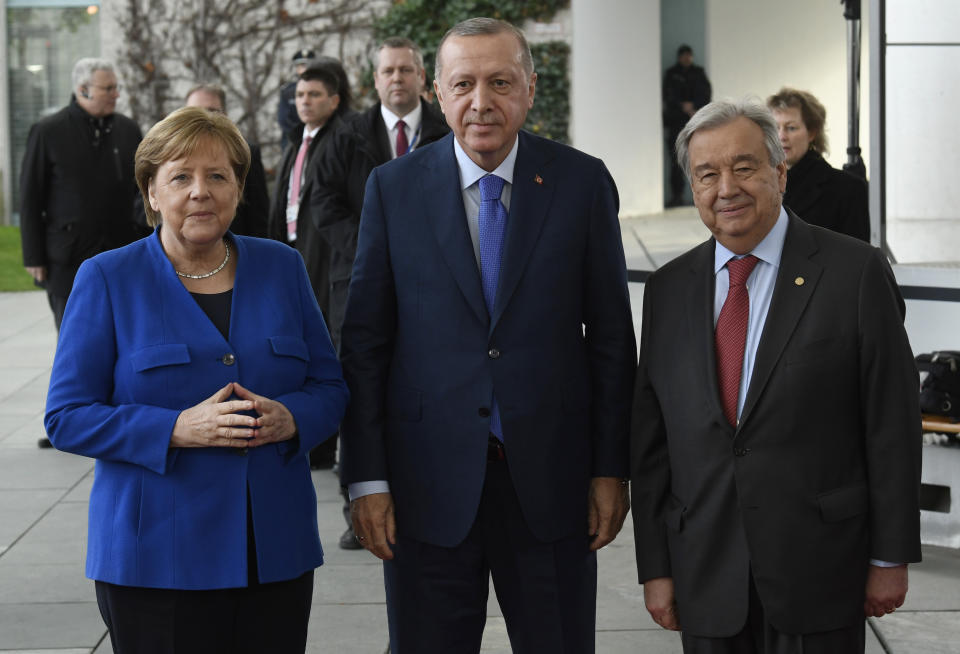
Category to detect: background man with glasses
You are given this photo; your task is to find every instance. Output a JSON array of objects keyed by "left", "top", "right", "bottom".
[{"left": 20, "top": 57, "right": 146, "bottom": 446}]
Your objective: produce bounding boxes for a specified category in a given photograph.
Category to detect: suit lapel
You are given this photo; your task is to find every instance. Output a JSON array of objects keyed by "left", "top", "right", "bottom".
[
  {"left": 690, "top": 240, "right": 729, "bottom": 429},
  {"left": 738, "top": 214, "right": 822, "bottom": 429},
  {"left": 419, "top": 134, "right": 487, "bottom": 324},
  {"left": 371, "top": 104, "right": 393, "bottom": 164},
  {"left": 492, "top": 132, "right": 553, "bottom": 329}
]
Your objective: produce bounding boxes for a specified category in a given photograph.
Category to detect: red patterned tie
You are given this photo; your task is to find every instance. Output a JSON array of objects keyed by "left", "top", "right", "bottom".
[
  {"left": 715, "top": 255, "right": 760, "bottom": 426},
  {"left": 395, "top": 119, "right": 408, "bottom": 157},
  {"left": 287, "top": 134, "right": 312, "bottom": 241}
]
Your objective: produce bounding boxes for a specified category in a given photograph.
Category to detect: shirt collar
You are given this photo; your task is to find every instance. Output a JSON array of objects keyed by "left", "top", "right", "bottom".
[
  {"left": 303, "top": 124, "right": 322, "bottom": 140},
  {"left": 714, "top": 206, "right": 789, "bottom": 274},
  {"left": 454, "top": 136, "right": 519, "bottom": 191},
  {"left": 381, "top": 101, "right": 422, "bottom": 132}
]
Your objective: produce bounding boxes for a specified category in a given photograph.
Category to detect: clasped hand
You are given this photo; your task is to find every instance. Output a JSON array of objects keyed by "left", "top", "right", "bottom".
[{"left": 170, "top": 382, "right": 296, "bottom": 449}]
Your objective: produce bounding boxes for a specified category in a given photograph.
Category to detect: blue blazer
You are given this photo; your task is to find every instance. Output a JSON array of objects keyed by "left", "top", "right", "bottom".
[
  {"left": 45, "top": 231, "right": 349, "bottom": 590},
  {"left": 340, "top": 131, "right": 636, "bottom": 546}
]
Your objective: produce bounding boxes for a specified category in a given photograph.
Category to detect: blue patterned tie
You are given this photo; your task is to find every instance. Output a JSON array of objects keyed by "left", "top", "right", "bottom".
[{"left": 479, "top": 174, "right": 507, "bottom": 441}]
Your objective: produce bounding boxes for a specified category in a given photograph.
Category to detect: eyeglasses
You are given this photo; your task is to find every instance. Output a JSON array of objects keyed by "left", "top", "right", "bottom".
[{"left": 90, "top": 84, "right": 121, "bottom": 94}]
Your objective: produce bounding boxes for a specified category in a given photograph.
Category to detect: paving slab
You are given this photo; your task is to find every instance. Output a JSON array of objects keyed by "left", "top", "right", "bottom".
[
  {"left": 0, "top": 602, "right": 103, "bottom": 650},
  {"left": 0, "top": 564, "right": 95, "bottom": 604},
  {"left": 0, "top": 448, "right": 93, "bottom": 491},
  {"left": 872, "top": 611, "right": 960, "bottom": 653},
  {"left": 0, "top": 489, "right": 62, "bottom": 551},
  {"left": 305, "top": 603, "right": 390, "bottom": 653},
  {"left": 1, "top": 502, "right": 87, "bottom": 566}
]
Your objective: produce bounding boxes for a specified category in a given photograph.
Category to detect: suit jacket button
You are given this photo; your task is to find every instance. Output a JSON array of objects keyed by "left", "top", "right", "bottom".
[
  {"left": 222, "top": 353, "right": 236, "bottom": 366},
  {"left": 236, "top": 447, "right": 248, "bottom": 456},
  {"left": 478, "top": 407, "right": 490, "bottom": 417},
  {"left": 488, "top": 348, "right": 500, "bottom": 359}
]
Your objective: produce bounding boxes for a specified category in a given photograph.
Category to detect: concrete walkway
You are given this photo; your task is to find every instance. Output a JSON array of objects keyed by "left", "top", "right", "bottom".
[{"left": 2, "top": 211, "right": 959, "bottom": 652}]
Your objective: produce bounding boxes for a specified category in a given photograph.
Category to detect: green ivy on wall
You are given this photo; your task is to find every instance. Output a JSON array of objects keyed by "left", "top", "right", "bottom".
[{"left": 371, "top": 0, "right": 570, "bottom": 143}]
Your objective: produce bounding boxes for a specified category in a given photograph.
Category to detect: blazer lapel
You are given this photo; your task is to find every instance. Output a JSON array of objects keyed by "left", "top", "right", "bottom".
[
  {"left": 689, "top": 239, "right": 729, "bottom": 430},
  {"left": 738, "top": 214, "right": 822, "bottom": 429},
  {"left": 492, "top": 132, "right": 553, "bottom": 329},
  {"left": 419, "top": 135, "right": 488, "bottom": 324},
  {"left": 372, "top": 104, "right": 393, "bottom": 165},
  {"left": 147, "top": 229, "right": 230, "bottom": 347}
]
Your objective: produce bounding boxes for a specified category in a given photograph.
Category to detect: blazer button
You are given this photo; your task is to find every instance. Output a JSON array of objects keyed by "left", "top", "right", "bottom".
[
  {"left": 478, "top": 407, "right": 491, "bottom": 418},
  {"left": 236, "top": 447, "right": 248, "bottom": 456},
  {"left": 488, "top": 348, "right": 500, "bottom": 359},
  {"left": 222, "top": 353, "right": 236, "bottom": 366},
  {"left": 734, "top": 447, "right": 750, "bottom": 457}
]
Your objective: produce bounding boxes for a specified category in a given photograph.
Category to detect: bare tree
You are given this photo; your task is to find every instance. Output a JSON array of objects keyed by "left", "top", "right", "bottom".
[{"left": 113, "top": 0, "right": 382, "bottom": 147}]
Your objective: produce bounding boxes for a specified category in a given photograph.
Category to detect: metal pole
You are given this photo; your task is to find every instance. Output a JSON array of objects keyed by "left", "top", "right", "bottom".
[{"left": 842, "top": 0, "right": 867, "bottom": 179}]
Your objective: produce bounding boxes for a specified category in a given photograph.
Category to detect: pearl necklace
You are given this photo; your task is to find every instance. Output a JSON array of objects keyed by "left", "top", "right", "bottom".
[{"left": 176, "top": 242, "right": 230, "bottom": 279}]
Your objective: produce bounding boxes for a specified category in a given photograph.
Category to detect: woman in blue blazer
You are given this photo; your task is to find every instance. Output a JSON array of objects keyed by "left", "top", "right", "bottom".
[{"left": 44, "top": 107, "right": 349, "bottom": 653}]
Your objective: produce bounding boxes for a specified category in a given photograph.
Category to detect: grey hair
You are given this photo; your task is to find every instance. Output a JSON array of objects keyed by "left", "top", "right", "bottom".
[
  {"left": 185, "top": 83, "right": 227, "bottom": 112},
  {"left": 676, "top": 99, "right": 786, "bottom": 179},
  {"left": 72, "top": 58, "right": 115, "bottom": 90},
  {"left": 376, "top": 37, "right": 425, "bottom": 72},
  {"left": 435, "top": 17, "right": 534, "bottom": 81}
]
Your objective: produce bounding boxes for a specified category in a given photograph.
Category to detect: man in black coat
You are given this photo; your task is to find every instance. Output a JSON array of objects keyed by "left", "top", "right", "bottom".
[
  {"left": 308, "top": 36, "right": 449, "bottom": 349},
  {"left": 663, "top": 45, "right": 711, "bottom": 207},
  {"left": 269, "top": 64, "right": 350, "bottom": 318},
  {"left": 20, "top": 57, "right": 145, "bottom": 331},
  {"left": 185, "top": 84, "right": 270, "bottom": 238}
]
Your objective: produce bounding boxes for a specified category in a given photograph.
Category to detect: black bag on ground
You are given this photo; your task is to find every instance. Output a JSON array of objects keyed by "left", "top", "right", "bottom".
[{"left": 917, "top": 351, "right": 960, "bottom": 418}]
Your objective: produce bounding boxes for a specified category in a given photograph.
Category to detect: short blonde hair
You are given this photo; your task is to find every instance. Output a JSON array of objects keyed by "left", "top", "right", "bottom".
[
  {"left": 135, "top": 106, "right": 250, "bottom": 226},
  {"left": 767, "top": 87, "right": 828, "bottom": 156}
]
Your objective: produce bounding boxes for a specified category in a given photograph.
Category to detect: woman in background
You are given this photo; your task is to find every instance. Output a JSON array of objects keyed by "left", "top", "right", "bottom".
[
  {"left": 45, "top": 106, "right": 348, "bottom": 654},
  {"left": 768, "top": 87, "right": 870, "bottom": 242}
]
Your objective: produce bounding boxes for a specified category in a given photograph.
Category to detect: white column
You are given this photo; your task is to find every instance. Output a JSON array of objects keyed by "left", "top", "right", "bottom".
[{"left": 570, "top": 0, "right": 663, "bottom": 217}]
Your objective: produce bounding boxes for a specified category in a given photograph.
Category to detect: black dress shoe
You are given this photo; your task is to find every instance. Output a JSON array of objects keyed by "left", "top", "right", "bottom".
[
  {"left": 339, "top": 526, "right": 362, "bottom": 550},
  {"left": 37, "top": 437, "right": 53, "bottom": 449}
]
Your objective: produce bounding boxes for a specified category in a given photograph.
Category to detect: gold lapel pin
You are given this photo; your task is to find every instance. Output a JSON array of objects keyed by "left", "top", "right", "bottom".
[
  {"left": 794, "top": 276, "right": 805, "bottom": 286},
  {"left": 534, "top": 174, "right": 543, "bottom": 185}
]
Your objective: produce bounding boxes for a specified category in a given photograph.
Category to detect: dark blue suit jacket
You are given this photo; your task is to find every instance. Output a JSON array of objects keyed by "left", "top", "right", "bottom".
[
  {"left": 340, "top": 131, "right": 636, "bottom": 546},
  {"left": 45, "top": 231, "right": 348, "bottom": 589}
]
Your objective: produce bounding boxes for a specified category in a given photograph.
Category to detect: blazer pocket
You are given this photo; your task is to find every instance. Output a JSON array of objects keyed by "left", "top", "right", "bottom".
[
  {"left": 130, "top": 344, "right": 191, "bottom": 372},
  {"left": 387, "top": 386, "right": 422, "bottom": 422},
  {"left": 663, "top": 497, "right": 686, "bottom": 533},
  {"left": 817, "top": 483, "right": 868, "bottom": 522},
  {"left": 269, "top": 336, "right": 310, "bottom": 362}
]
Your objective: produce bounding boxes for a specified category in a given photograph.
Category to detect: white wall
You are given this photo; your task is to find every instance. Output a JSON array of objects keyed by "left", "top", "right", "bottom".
[
  {"left": 571, "top": 0, "right": 663, "bottom": 217},
  {"left": 705, "top": 0, "right": 869, "bottom": 174},
  {"left": 881, "top": 0, "right": 960, "bottom": 264}
]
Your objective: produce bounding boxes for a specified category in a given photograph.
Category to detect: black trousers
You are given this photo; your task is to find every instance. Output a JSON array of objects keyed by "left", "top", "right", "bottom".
[
  {"left": 46, "top": 290, "right": 68, "bottom": 332},
  {"left": 680, "top": 574, "right": 865, "bottom": 654},
  {"left": 384, "top": 451, "right": 597, "bottom": 653},
  {"left": 95, "top": 571, "right": 314, "bottom": 654}
]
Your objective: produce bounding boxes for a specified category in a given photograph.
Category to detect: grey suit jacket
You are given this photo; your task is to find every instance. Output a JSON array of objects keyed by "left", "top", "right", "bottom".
[{"left": 631, "top": 212, "right": 921, "bottom": 637}]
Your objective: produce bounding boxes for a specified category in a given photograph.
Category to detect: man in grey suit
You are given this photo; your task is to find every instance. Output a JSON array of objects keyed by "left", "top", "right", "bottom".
[{"left": 631, "top": 100, "right": 921, "bottom": 653}]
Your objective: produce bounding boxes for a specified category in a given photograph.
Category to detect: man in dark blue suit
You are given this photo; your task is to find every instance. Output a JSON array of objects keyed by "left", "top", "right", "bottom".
[{"left": 340, "top": 17, "right": 636, "bottom": 653}]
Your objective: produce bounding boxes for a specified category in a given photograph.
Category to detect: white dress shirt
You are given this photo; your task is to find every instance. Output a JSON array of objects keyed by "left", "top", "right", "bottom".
[{"left": 381, "top": 102, "right": 423, "bottom": 159}]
